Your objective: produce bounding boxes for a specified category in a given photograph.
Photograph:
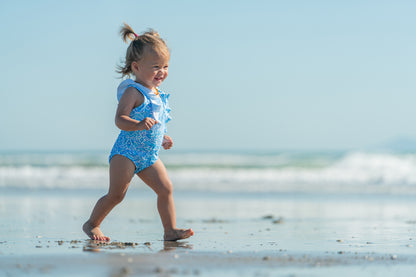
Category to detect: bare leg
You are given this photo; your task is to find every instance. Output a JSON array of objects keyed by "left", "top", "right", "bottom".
[
  {"left": 83, "top": 155, "right": 135, "bottom": 241},
  {"left": 138, "top": 159, "right": 194, "bottom": 241}
]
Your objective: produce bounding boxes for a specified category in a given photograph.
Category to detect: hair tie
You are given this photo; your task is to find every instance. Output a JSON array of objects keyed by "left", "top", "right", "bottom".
[{"left": 134, "top": 33, "right": 139, "bottom": 38}]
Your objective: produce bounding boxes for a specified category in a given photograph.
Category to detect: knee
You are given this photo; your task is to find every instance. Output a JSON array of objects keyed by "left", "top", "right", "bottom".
[
  {"left": 156, "top": 181, "right": 173, "bottom": 197},
  {"left": 107, "top": 192, "right": 125, "bottom": 204}
]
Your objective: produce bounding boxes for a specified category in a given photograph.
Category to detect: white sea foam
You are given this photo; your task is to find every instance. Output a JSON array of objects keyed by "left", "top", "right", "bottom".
[
  {"left": 1, "top": 151, "right": 416, "bottom": 194},
  {"left": 0, "top": 166, "right": 108, "bottom": 189}
]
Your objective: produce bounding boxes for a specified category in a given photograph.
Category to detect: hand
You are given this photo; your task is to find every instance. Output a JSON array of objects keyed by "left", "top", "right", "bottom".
[
  {"left": 138, "top": 117, "right": 158, "bottom": 131},
  {"left": 162, "top": 135, "right": 173, "bottom": 150}
]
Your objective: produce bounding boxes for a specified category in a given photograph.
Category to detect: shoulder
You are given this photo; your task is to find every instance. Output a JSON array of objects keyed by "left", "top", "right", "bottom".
[
  {"left": 120, "top": 87, "right": 144, "bottom": 108},
  {"left": 117, "top": 79, "right": 139, "bottom": 101},
  {"left": 124, "top": 86, "right": 143, "bottom": 98}
]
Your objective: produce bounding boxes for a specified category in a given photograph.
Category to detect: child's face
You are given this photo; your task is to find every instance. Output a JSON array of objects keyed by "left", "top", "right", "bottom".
[{"left": 132, "top": 48, "right": 169, "bottom": 89}]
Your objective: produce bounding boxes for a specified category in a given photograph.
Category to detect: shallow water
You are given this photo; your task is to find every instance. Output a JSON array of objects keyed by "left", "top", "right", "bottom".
[{"left": 1, "top": 189, "right": 415, "bottom": 255}]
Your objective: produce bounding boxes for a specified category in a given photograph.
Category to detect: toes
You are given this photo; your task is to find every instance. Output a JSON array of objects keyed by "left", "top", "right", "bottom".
[
  {"left": 183, "top": 229, "right": 194, "bottom": 237},
  {"left": 164, "top": 228, "right": 194, "bottom": 241},
  {"left": 90, "top": 234, "right": 109, "bottom": 241},
  {"left": 184, "top": 229, "right": 194, "bottom": 239},
  {"left": 99, "top": 236, "right": 109, "bottom": 242}
]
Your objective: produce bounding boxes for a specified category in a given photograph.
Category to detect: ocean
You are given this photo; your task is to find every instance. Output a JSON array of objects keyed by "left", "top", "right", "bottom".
[{"left": 2, "top": 150, "right": 416, "bottom": 196}]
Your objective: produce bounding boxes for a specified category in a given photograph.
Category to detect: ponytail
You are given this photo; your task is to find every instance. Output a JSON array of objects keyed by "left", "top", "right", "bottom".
[
  {"left": 117, "top": 23, "right": 169, "bottom": 78},
  {"left": 119, "top": 22, "right": 139, "bottom": 43}
]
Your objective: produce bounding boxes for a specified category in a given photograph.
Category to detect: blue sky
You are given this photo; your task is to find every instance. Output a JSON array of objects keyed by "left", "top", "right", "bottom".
[{"left": 1, "top": 0, "right": 415, "bottom": 151}]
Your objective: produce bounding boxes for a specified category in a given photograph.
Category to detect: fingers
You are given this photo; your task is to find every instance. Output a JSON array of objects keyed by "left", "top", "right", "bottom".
[
  {"left": 162, "top": 142, "right": 173, "bottom": 150},
  {"left": 139, "top": 117, "right": 158, "bottom": 130},
  {"left": 162, "top": 135, "right": 173, "bottom": 150},
  {"left": 164, "top": 135, "right": 172, "bottom": 143}
]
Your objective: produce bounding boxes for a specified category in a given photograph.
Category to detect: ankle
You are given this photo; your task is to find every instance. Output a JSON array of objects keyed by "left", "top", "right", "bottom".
[
  {"left": 164, "top": 227, "right": 176, "bottom": 234},
  {"left": 84, "top": 220, "right": 99, "bottom": 228}
]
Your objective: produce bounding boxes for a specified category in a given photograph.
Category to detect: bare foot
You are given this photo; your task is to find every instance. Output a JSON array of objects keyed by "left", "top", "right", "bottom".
[
  {"left": 82, "top": 221, "right": 110, "bottom": 241},
  {"left": 164, "top": 228, "right": 194, "bottom": 241}
]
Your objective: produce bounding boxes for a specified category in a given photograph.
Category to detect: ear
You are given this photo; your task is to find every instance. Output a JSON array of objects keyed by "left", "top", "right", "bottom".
[{"left": 131, "top": 61, "right": 140, "bottom": 73}]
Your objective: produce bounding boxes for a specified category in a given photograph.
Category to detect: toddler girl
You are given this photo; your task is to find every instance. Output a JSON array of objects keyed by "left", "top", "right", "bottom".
[{"left": 83, "top": 23, "right": 194, "bottom": 242}]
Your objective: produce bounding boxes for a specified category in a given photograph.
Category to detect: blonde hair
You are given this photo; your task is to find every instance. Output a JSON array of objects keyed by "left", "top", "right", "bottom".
[{"left": 117, "top": 23, "right": 170, "bottom": 78}]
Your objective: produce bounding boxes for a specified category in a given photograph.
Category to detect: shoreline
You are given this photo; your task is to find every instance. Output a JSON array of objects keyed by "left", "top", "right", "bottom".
[{"left": 1, "top": 189, "right": 416, "bottom": 276}]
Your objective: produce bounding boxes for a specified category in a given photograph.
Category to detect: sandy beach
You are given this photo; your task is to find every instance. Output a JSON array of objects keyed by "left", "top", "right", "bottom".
[{"left": 1, "top": 187, "right": 416, "bottom": 276}]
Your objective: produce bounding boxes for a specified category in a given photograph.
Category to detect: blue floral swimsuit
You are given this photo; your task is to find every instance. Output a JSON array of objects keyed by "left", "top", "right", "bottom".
[{"left": 109, "top": 79, "right": 172, "bottom": 173}]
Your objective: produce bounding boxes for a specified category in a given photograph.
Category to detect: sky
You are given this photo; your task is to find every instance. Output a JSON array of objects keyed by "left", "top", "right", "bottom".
[{"left": 1, "top": 0, "right": 415, "bottom": 152}]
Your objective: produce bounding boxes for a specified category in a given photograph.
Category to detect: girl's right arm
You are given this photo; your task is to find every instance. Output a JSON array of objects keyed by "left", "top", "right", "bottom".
[{"left": 115, "top": 87, "right": 158, "bottom": 131}]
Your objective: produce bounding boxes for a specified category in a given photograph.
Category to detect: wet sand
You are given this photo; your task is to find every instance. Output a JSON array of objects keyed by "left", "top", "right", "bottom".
[{"left": 1, "top": 189, "right": 416, "bottom": 276}]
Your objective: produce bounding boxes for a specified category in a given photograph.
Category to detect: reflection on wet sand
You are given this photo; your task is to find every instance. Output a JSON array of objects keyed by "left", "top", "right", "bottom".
[
  {"left": 162, "top": 241, "right": 193, "bottom": 252},
  {"left": 83, "top": 240, "right": 140, "bottom": 252},
  {"left": 82, "top": 240, "right": 193, "bottom": 253}
]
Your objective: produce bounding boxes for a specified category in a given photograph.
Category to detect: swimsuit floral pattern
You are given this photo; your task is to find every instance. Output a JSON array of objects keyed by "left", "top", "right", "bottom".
[{"left": 109, "top": 79, "right": 171, "bottom": 173}]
